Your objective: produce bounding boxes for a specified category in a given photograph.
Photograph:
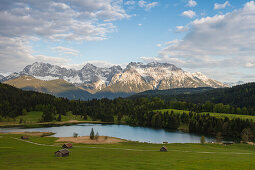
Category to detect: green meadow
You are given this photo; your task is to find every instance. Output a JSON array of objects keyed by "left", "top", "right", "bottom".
[
  {"left": 0, "top": 134, "right": 254, "bottom": 170},
  {"left": 157, "top": 109, "right": 255, "bottom": 122},
  {"left": 0, "top": 111, "right": 87, "bottom": 127}
]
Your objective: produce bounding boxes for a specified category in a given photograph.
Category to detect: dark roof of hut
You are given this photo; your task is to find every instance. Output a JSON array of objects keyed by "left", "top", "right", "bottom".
[
  {"left": 161, "top": 145, "right": 168, "bottom": 150},
  {"left": 63, "top": 143, "right": 72, "bottom": 148},
  {"left": 55, "top": 149, "right": 69, "bottom": 154},
  {"left": 21, "top": 136, "right": 29, "bottom": 139}
]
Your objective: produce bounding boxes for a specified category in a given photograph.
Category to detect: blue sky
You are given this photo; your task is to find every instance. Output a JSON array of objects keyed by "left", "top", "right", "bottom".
[{"left": 0, "top": 0, "right": 255, "bottom": 82}]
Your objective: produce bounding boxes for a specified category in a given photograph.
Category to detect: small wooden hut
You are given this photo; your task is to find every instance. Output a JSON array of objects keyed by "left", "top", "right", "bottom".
[
  {"left": 55, "top": 149, "right": 70, "bottom": 157},
  {"left": 223, "top": 142, "right": 234, "bottom": 146},
  {"left": 160, "top": 145, "right": 168, "bottom": 152},
  {"left": 62, "top": 143, "right": 72, "bottom": 149},
  {"left": 21, "top": 136, "right": 29, "bottom": 140}
]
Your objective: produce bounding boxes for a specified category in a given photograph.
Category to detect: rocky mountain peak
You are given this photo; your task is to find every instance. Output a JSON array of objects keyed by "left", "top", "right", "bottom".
[
  {"left": 22, "top": 62, "right": 66, "bottom": 77},
  {"left": 2, "top": 61, "right": 226, "bottom": 95},
  {"left": 81, "top": 63, "right": 97, "bottom": 71},
  {"left": 126, "top": 62, "right": 182, "bottom": 71}
]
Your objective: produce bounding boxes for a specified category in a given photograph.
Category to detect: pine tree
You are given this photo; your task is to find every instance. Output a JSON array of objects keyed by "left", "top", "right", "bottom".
[
  {"left": 90, "top": 128, "right": 95, "bottom": 140},
  {"left": 57, "top": 114, "right": 61, "bottom": 121},
  {"left": 95, "top": 132, "right": 99, "bottom": 141}
]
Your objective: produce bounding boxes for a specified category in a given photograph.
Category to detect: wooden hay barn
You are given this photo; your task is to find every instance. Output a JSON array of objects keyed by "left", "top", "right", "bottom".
[
  {"left": 223, "top": 142, "right": 234, "bottom": 146},
  {"left": 62, "top": 143, "right": 72, "bottom": 149},
  {"left": 160, "top": 145, "right": 168, "bottom": 152},
  {"left": 55, "top": 149, "right": 70, "bottom": 157},
  {"left": 21, "top": 136, "right": 29, "bottom": 140}
]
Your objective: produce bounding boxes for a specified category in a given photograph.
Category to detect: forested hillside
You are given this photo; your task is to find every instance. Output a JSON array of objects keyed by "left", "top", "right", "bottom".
[
  {"left": 130, "top": 87, "right": 213, "bottom": 98},
  {"left": 1, "top": 83, "right": 255, "bottom": 141},
  {"left": 131, "top": 83, "right": 255, "bottom": 108}
]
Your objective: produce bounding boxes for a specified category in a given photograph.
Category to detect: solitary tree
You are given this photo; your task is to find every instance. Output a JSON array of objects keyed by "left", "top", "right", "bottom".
[
  {"left": 41, "top": 107, "right": 54, "bottom": 122},
  {"left": 95, "top": 132, "right": 99, "bottom": 141},
  {"left": 90, "top": 128, "right": 95, "bottom": 140},
  {"left": 216, "top": 132, "right": 222, "bottom": 143},
  {"left": 73, "top": 132, "right": 78, "bottom": 138},
  {"left": 200, "top": 136, "right": 205, "bottom": 144}
]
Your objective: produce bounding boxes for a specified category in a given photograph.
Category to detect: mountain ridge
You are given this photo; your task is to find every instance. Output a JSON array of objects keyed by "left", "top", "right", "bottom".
[{"left": 2, "top": 62, "right": 226, "bottom": 99}]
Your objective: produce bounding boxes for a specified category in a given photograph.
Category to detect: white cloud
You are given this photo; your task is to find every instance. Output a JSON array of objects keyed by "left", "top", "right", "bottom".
[
  {"left": 182, "top": 10, "right": 196, "bottom": 18},
  {"left": 145, "top": 2, "right": 159, "bottom": 10},
  {"left": 138, "top": 23, "right": 142, "bottom": 26},
  {"left": 142, "top": 1, "right": 255, "bottom": 81},
  {"left": 125, "top": 0, "right": 136, "bottom": 5},
  {"left": 156, "top": 44, "right": 162, "bottom": 47},
  {"left": 176, "top": 26, "right": 189, "bottom": 32},
  {"left": 52, "top": 46, "right": 79, "bottom": 56},
  {"left": 138, "top": 0, "right": 159, "bottom": 10},
  {"left": 0, "top": 0, "right": 129, "bottom": 41},
  {"left": 187, "top": 0, "right": 197, "bottom": 7},
  {"left": 0, "top": 36, "right": 71, "bottom": 72},
  {"left": 34, "top": 55, "right": 71, "bottom": 65},
  {"left": 138, "top": 0, "right": 147, "bottom": 7},
  {"left": 245, "top": 62, "right": 255, "bottom": 67},
  {"left": 0, "top": 0, "right": 130, "bottom": 72},
  {"left": 214, "top": 1, "right": 230, "bottom": 10}
]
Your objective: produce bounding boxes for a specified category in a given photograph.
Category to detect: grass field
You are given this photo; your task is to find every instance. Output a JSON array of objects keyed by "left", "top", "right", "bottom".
[
  {"left": 157, "top": 109, "right": 255, "bottom": 122},
  {"left": 0, "top": 111, "right": 86, "bottom": 127},
  {"left": 0, "top": 133, "right": 254, "bottom": 169}
]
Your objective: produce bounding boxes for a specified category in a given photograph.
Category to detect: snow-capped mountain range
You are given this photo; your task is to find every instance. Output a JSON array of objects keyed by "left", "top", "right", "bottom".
[{"left": 1, "top": 62, "right": 225, "bottom": 94}]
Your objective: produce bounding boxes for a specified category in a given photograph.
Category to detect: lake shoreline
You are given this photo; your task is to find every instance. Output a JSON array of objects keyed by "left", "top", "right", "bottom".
[
  {"left": 0, "top": 120, "right": 115, "bottom": 128},
  {"left": 0, "top": 122, "right": 217, "bottom": 144}
]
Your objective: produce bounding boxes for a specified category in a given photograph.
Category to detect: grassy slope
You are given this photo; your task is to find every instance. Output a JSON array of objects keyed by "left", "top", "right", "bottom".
[
  {"left": 0, "top": 111, "right": 87, "bottom": 127},
  {"left": 3, "top": 75, "right": 91, "bottom": 100},
  {"left": 0, "top": 134, "right": 254, "bottom": 169},
  {"left": 157, "top": 109, "right": 255, "bottom": 122}
]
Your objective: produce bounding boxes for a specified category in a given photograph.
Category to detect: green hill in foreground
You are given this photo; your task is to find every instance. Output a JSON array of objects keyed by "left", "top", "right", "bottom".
[{"left": 0, "top": 134, "right": 254, "bottom": 169}]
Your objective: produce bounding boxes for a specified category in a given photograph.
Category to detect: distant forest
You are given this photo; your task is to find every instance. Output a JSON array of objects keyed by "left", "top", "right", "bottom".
[
  {"left": 0, "top": 82, "right": 255, "bottom": 142},
  {"left": 131, "top": 83, "right": 255, "bottom": 109}
]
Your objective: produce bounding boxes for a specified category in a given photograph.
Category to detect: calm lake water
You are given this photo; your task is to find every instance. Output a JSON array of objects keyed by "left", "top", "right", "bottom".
[{"left": 0, "top": 123, "right": 215, "bottom": 143}]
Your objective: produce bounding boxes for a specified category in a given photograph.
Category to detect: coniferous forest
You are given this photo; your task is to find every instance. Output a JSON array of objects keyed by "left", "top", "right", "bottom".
[{"left": 1, "top": 82, "right": 255, "bottom": 142}]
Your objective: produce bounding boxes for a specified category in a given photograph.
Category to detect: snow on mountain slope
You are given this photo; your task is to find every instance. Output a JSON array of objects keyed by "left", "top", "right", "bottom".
[
  {"left": 224, "top": 81, "right": 245, "bottom": 87},
  {"left": 117, "top": 62, "right": 225, "bottom": 90},
  {"left": 0, "top": 74, "right": 4, "bottom": 81},
  {"left": 2, "top": 62, "right": 225, "bottom": 94}
]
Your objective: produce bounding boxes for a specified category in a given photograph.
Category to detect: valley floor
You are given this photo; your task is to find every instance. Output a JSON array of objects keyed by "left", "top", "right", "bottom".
[{"left": 0, "top": 133, "right": 254, "bottom": 169}]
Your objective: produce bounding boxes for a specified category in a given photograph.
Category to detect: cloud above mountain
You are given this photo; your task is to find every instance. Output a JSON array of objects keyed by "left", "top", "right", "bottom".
[
  {"left": 142, "top": 1, "right": 255, "bottom": 82},
  {"left": 0, "top": 0, "right": 130, "bottom": 72}
]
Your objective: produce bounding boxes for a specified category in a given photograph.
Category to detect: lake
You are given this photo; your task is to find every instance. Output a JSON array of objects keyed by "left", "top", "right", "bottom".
[{"left": 0, "top": 123, "right": 215, "bottom": 143}]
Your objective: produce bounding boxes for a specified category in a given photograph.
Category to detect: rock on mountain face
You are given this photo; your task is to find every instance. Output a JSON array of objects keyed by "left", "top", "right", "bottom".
[
  {"left": 105, "top": 62, "right": 225, "bottom": 92},
  {"left": 3, "top": 62, "right": 122, "bottom": 92},
  {"left": 0, "top": 74, "right": 4, "bottom": 81},
  {"left": 2, "top": 62, "right": 225, "bottom": 95},
  {"left": 79, "top": 63, "right": 122, "bottom": 91}
]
